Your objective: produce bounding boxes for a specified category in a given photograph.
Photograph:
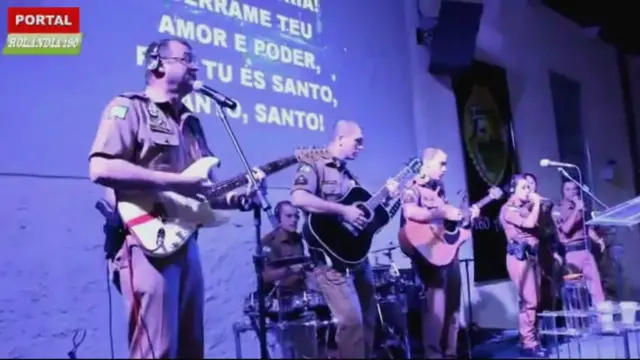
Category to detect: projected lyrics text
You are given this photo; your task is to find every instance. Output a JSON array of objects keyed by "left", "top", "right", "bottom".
[
  {"left": 145, "top": 0, "right": 333, "bottom": 133},
  {"left": 182, "top": 0, "right": 316, "bottom": 39},
  {"left": 137, "top": 47, "right": 336, "bottom": 127},
  {"left": 158, "top": 16, "right": 321, "bottom": 73},
  {"left": 182, "top": 93, "right": 325, "bottom": 132}
]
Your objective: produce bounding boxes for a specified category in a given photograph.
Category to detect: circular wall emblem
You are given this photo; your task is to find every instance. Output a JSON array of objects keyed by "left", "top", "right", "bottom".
[{"left": 462, "top": 85, "right": 509, "bottom": 186}]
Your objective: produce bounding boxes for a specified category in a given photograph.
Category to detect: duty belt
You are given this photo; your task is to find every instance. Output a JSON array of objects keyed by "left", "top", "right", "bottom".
[
  {"left": 506, "top": 240, "right": 538, "bottom": 261},
  {"left": 564, "top": 239, "right": 588, "bottom": 253}
]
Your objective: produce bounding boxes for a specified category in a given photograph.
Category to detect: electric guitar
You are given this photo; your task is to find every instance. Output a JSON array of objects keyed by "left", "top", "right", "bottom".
[
  {"left": 118, "top": 147, "right": 329, "bottom": 258},
  {"left": 398, "top": 186, "right": 503, "bottom": 266},
  {"left": 302, "top": 158, "right": 422, "bottom": 267}
]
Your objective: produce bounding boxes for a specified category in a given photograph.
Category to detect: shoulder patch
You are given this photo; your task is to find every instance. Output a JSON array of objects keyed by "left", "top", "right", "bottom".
[
  {"left": 294, "top": 174, "right": 308, "bottom": 186},
  {"left": 109, "top": 105, "right": 129, "bottom": 120},
  {"left": 147, "top": 102, "right": 160, "bottom": 117}
]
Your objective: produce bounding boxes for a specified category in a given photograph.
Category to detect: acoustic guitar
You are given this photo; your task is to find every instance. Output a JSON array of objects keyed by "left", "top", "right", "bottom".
[
  {"left": 302, "top": 158, "right": 422, "bottom": 267},
  {"left": 118, "top": 147, "right": 329, "bottom": 258},
  {"left": 398, "top": 186, "right": 503, "bottom": 266}
]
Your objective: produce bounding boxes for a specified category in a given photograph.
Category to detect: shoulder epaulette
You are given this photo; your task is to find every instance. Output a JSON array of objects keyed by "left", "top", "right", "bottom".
[{"left": 117, "top": 92, "right": 149, "bottom": 101}]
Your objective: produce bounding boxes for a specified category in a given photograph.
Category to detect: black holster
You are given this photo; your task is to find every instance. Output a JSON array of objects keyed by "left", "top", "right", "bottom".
[
  {"left": 507, "top": 241, "right": 537, "bottom": 261},
  {"left": 95, "top": 199, "right": 126, "bottom": 261}
]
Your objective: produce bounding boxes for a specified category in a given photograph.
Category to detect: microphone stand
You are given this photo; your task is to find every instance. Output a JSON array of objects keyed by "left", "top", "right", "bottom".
[
  {"left": 557, "top": 168, "right": 623, "bottom": 299},
  {"left": 459, "top": 258, "right": 475, "bottom": 359},
  {"left": 214, "top": 104, "right": 278, "bottom": 360},
  {"left": 556, "top": 167, "right": 590, "bottom": 253}
]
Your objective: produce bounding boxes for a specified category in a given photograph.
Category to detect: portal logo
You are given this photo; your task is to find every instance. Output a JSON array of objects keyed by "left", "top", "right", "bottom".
[{"left": 3, "top": 7, "right": 83, "bottom": 55}]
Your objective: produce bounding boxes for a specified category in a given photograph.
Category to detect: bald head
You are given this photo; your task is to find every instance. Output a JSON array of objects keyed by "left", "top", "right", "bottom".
[
  {"left": 420, "top": 147, "right": 447, "bottom": 180},
  {"left": 422, "top": 147, "right": 444, "bottom": 161},
  {"left": 329, "top": 120, "right": 363, "bottom": 160},
  {"left": 332, "top": 120, "right": 361, "bottom": 139}
]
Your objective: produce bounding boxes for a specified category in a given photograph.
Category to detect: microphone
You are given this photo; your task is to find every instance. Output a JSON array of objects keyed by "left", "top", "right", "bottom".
[
  {"left": 539, "top": 159, "right": 576, "bottom": 168},
  {"left": 191, "top": 80, "right": 238, "bottom": 110}
]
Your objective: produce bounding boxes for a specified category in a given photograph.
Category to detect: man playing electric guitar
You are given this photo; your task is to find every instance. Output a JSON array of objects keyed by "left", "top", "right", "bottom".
[
  {"left": 290, "top": 120, "right": 399, "bottom": 359},
  {"left": 89, "top": 38, "right": 265, "bottom": 358},
  {"left": 400, "top": 147, "right": 479, "bottom": 359}
]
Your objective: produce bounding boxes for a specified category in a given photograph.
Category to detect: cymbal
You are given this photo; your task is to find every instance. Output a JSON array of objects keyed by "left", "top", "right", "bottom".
[
  {"left": 371, "top": 245, "right": 398, "bottom": 254},
  {"left": 267, "top": 256, "right": 310, "bottom": 268}
]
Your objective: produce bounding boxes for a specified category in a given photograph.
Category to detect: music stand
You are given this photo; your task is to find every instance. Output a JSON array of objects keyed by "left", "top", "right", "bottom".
[
  {"left": 587, "top": 195, "right": 640, "bottom": 301},
  {"left": 586, "top": 195, "right": 640, "bottom": 228}
]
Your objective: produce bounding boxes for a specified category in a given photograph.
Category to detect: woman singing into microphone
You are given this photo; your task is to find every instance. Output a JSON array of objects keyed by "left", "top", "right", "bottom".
[{"left": 499, "top": 174, "right": 547, "bottom": 358}]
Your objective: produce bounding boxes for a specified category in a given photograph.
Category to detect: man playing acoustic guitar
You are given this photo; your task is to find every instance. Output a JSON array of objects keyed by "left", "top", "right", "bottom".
[
  {"left": 291, "top": 120, "right": 400, "bottom": 359},
  {"left": 400, "top": 147, "right": 479, "bottom": 358}
]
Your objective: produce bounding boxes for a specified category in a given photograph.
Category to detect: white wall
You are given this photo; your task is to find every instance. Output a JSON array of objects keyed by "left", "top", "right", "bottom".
[{"left": 403, "top": 0, "right": 639, "bottom": 329}]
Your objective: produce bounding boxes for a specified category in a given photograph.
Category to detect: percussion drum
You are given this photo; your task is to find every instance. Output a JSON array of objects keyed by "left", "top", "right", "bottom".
[
  {"left": 560, "top": 278, "right": 594, "bottom": 331},
  {"left": 397, "top": 268, "right": 420, "bottom": 287},
  {"left": 271, "top": 290, "right": 331, "bottom": 321},
  {"left": 372, "top": 265, "right": 395, "bottom": 289},
  {"left": 397, "top": 268, "right": 424, "bottom": 314},
  {"left": 243, "top": 291, "right": 275, "bottom": 318},
  {"left": 289, "top": 290, "right": 327, "bottom": 311},
  {"left": 373, "top": 266, "right": 424, "bottom": 359}
]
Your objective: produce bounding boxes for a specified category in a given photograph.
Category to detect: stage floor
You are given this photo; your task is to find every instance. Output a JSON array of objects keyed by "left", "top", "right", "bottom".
[{"left": 471, "top": 329, "right": 640, "bottom": 359}]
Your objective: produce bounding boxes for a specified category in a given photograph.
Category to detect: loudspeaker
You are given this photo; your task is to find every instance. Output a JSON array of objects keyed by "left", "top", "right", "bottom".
[{"left": 428, "top": 1, "right": 484, "bottom": 75}]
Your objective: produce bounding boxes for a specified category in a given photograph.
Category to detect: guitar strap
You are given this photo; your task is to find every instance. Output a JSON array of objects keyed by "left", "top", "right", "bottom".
[
  {"left": 184, "top": 116, "right": 215, "bottom": 158},
  {"left": 342, "top": 167, "right": 360, "bottom": 186},
  {"left": 309, "top": 161, "right": 360, "bottom": 197},
  {"left": 414, "top": 185, "right": 423, "bottom": 207}
]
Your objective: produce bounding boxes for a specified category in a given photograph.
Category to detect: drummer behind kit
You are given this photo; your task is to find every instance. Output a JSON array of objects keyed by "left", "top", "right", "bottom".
[
  {"left": 398, "top": 186, "right": 503, "bottom": 266},
  {"left": 242, "top": 247, "right": 426, "bottom": 359},
  {"left": 243, "top": 254, "right": 335, "bottom": 359},
  {"left": 116, "top": 147, "right": 329, "bottom": 258},
  {"left": 238, "top": 190, "right": 411, "bottom": 359}
]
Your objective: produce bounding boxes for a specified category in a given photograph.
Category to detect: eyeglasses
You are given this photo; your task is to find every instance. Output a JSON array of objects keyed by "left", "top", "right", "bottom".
[{"left": 161, "top": 55, "right": 197, "bottom": 67}]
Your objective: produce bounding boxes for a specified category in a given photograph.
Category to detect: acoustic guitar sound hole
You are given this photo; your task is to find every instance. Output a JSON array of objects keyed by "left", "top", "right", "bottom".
[{"left": 443, "top": 232, "right": 456, "bottom": 244}]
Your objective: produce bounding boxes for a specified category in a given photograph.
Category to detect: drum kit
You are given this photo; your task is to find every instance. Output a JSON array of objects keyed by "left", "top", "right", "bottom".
[{"left": 239, "top": 245, "right": 425, "bottom": 359}]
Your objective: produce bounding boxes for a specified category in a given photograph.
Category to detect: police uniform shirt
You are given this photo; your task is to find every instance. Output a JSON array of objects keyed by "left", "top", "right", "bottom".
[{"left": 89, "top": 92, "right": 208, "bottom": 173}]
